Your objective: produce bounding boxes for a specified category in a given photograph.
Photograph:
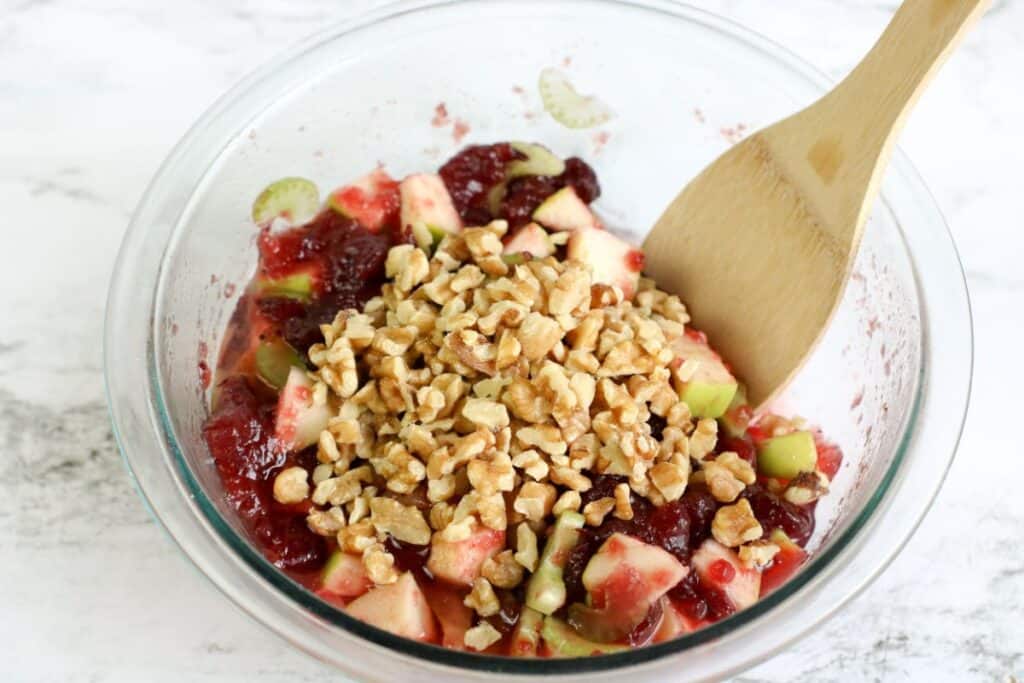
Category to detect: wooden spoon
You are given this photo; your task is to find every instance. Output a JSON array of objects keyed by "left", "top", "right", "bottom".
[{"left": 643, "top": 0, "right": 987, "bottom": 408}]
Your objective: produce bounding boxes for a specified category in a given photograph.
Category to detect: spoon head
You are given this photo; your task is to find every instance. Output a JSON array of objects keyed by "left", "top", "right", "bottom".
[{"left": 643, "top": 132, "right": 858, "bottom": 408}]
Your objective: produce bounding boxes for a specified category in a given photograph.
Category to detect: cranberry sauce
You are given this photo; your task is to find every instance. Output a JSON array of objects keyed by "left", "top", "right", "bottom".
[
  {"left": 202, "top": 376, "right": 326, "bottom": 570},
  {"left": 439, "top": 143, "right": 600, "bottom": 228}
]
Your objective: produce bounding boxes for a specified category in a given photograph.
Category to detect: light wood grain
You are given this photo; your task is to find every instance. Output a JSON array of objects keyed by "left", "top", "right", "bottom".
[{"left": 644, "top": 0, "right": 987, "bottom": 407}]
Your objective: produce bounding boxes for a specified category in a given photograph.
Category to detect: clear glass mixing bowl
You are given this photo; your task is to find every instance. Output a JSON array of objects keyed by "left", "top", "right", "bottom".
[{"left": 104, "top": 1, "right": 972, "bottom": 680}]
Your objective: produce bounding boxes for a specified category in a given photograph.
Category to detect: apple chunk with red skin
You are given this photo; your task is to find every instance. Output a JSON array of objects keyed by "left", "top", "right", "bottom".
[
  {"left": 691, "top": 539, "right": 761, "bottom": 611},
  {"left": 318, "top": 550, "right": 372, "bottom": 599},
  {"left": 503, "top": 222, "right": 554, "bottom": 259},
  {"left": 328, "top": 168, "right": 400, "bottom": 232},
  {"left": 567, "top": 227, "right": 644, "bottom": 299},
  {"left": 426, "top": 521, "right": 505, "bottom": 586},
  {"left": 670, "top": 333, "right": 739, "bottom": 419},
  {"left": 274, "top": 367, "right": 330, "bottom": 451},
  {"left": 571, "top": 534, "right": 687, "bottom": 642},
  {"left": 345, "top": 572, "right": 438, "bottom": 642}
]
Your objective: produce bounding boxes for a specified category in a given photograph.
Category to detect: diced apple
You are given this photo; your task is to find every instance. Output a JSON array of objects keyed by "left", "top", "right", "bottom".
[
  {"left": 670, "top": 334, "right": 739, "bottom": 419},
  {"left": 503, "top": 222, "right": 555, "bottom": 259},
  {"left": 532, "top": 186, "right": 599, "bottom": 232},
  {"left": 400, "top": 173, "right": 462, "bottom": 248},
  {"left": 691, "top": 539, "right": 761, "bottom": 612},
  {"left": 345, "top": 572, "right": 438, "bottom": 642},
  {"left": 422, "top": 581, "right": 474, "bottom": 648},
  {"left": 525, "top": 511, "right": 585, "bottom": 615},
  {"left": 328, "top": 168, "right": 400, "bottom": 231},
  {"left": 582, "top": 533, "right": 687, "bottom": 607},
  {"left": 756, "top": 431, "right": 818, "bottom": 479},
  {"left": 318, "top": 550, "right": 372, "bottom": 598},
  {"left": 274, "top": 367, "right": 330, "bottom": 451},
  {"left": 567, "top": 227, "right": 644, "bottom": 299},
  {"left": 718, "top": 382, "right": 753, "bottom": 438},
  {"left": 426, "top": 521, "right": 505, "bottom": 587},
  {"left": 760, "top": 529, "right": 808, "bottom": 596},
  {"left": 653, "top": 598, "right": 707, "bottom": 643}
]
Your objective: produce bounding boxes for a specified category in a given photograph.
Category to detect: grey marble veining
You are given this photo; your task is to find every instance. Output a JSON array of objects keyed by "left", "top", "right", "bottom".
[{"left": 1, "top": 0, "right": 1021, "bottom": 681}]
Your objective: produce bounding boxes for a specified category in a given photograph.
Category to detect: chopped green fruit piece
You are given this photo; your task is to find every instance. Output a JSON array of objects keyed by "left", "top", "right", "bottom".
[
  {"left": 251, "top": 177, "right": 320, "bottom": 225},
  {"left": 719, "top": 383, "right": 752, "bottom": 438},
  {"left": 320, "top": 550, "right": 371, "bottom": 598},
  {"left": 538, "top": 67, "right": 614, "bottom": 130},
  {"left": 400, "top": 173, "right": 462, "bottom": 246},
  {"left": 671, "top": 335, "right": 739, "bottom": 418},
  {"left": 274, "top": 366, "right": 330, "bottom": 451},
  {"left": 254, "top": 271, "right": 314, "bottom": 302},
  {"left": 541, "top": 616, "right": 628, "bottom": 657},
  {"left": 503, "top": 223, "right": 554, "bottom": 259},
  {"left": 757, "top": 431, "right": 818, "bottom": 479},
  {"left": 255, "top": 339, "right": 305, "bottom": 390},
  {"left": 510, "top": 607, "right": 544, "bottom": 657},
  {"left": 532, "top": 186, "right": 598, "bottom": 232},
  {"left": 502, "top": 253, "right": 526, "bottom": 265},
  {"left": 525, "top": 511, "right": 584, "bottom": 615},
  {"left": 508, "top": 142, "right": 566, "bottom": 178}
]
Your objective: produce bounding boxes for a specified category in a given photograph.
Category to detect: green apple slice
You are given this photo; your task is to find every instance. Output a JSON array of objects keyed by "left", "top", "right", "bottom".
[
  {"left": 254, "top": 338, "right": 306, "bottom": 390},
  {"left": 525, "top": 511, "right": 584, "bottom": 615},
  {"left": 671, "top": 334, "right": 739, "bottom": 419},
  {"left": 251, "top": 177, "right": 320, "bottom": 225},
  {"left": 532, "top": 186, "right": 599, "bottom": 232},
  {"left": 538, "top": 67, "right": 613, "bottom": 130},
  {"left": 541, "top": 617, "right": 628, "bottom": 657},
  {"left": 508, "top": 141, "right": 566, "bottom": 178},
  {"left": 756, "top": 431, "right": 818, "bottom": 479}
]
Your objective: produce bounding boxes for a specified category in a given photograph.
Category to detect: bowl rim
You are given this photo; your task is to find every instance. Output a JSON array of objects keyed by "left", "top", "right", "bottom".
[{"left": 105, "top": 0, "right": 973, "bottom": 678}]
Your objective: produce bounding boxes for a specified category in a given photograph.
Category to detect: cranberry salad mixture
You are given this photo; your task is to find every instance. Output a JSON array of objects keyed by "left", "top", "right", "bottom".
[{"left": 203, "top": 142, "right": 843, "bottom": 657}]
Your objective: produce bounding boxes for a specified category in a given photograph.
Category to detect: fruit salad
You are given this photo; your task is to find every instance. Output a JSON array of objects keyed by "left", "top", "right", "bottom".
[{"left": 202, "top": 142, "right": 842, "bottom": 656}]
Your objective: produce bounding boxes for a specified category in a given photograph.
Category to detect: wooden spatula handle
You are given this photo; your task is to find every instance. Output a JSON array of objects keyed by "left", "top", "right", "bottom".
[
  {"left": 826, "top": 0, "right": 989, "bottom": 155},
  {"left": 766, "top": 0, "right": 989, "bottom": 251}
]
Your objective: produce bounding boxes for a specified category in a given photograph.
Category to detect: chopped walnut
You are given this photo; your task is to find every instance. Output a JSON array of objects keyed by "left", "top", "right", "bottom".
[
  {"left": 783, "top": 470, "right": 830, "bottom": 505},
  {"left": 481, "top": 550, "right": 525, "bottom": 589},
  {"left": 613, "top": 483, "right": 634, "bottom": 521},
  {"left": 513, "top": 482, "right": 557, "bottom": 522},
  {"left": 712, "top": 499, "right": 763, "bottom": 547},
  {"left": 272, "top": 466, "right": 309, "bottom": 505},
  {"left": 739, "top": 540, "right": 781, "bottom": 569},
  {"left": 552, "top": 490, "right": 582, "bottom": 515},
  {"left": 514, "top": 523, "right": 539, "bottom": 572},
  {"left": 368, "top": 497, "right": 431, "bottom": 545},
  {"left": 464, "top": 577, "right": 501, "bottom": 617},
  {"left": 648, "top": 460, "right": 689, "bottom": 502},
  {"left": 362, "top": 543, "right": 399, "bottom": 585},
  {"left": 583, "top": 497, "right": 616, "bottom": 526},
  {"left": 464, "top": 621, "right": 502, "bottom": 651}
]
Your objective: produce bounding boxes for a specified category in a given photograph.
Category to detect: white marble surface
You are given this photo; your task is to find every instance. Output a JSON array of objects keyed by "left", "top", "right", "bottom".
[{"left": 2, "top": 0, "right": 1022, "bottom": 680}]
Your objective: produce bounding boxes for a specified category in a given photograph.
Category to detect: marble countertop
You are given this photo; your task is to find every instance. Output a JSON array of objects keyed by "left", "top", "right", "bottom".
[{"left": 2, "top": 0, "right": 1021, "bottom": 680}]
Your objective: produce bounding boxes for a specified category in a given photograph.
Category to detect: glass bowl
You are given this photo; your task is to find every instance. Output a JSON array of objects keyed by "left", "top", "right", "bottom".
[{"left": 104, "top": 0, "right": 972, "bottom": 680}]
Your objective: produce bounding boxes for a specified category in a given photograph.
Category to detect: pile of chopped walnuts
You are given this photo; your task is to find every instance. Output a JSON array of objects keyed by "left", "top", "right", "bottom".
[{"left": 269, "top": 219, "right": 824, "bottom": 649}]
